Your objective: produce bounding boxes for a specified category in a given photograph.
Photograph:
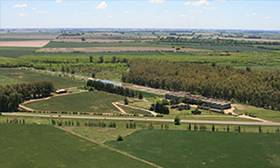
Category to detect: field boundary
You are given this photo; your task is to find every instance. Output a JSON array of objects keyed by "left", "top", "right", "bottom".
[{"left": 57, "top": 126, "right": 161, "bottom": 168}]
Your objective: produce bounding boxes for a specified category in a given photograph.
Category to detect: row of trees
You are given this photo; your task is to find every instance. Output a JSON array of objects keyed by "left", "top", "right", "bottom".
[
  {"left": 86, "top": 80, "right": 143, "bottom": 99},
  {"left": 159, "top": 36, "right": 280, "bottom": 46},
  {"left": 0, "top": 81, "right": 54, "bottom": 112},
  {"left": 122, "top": 60, "right": 280, "bottom": 110}
]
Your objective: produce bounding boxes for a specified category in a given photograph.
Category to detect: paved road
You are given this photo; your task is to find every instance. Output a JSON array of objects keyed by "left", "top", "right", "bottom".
[{"left": 2, "top": 113, "right": 280, "bottom": 126}]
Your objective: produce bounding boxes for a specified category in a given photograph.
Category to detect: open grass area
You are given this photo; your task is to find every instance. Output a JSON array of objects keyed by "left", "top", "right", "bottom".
[
  {"left": 44, "top": 41, "right": 166, "bottom": 48},
  {"left": 0, "top": 68, "right": 84, "bottom": 89},
  {"left": 0, "top": 124, "right": 151, "bottom": 168},
  {"left": 25, "top": 91, "right": 124, "bottom": 113},
  {"left": 234, "top": 104, "right": 280, "bottom": 122},
  {"left": 107, "top": 129, "right": 280, "bottom": 168},
  {"left": 117, "top": 104, "right": 151, "bottom": 115},
  {"left": 0, "top": 47, "right": 38, "bottom": 58}
]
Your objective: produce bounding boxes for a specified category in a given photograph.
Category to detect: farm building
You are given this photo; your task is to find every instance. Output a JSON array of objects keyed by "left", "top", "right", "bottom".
[{"left": 165, "top": 92, "right": 231, "bottom": 110}]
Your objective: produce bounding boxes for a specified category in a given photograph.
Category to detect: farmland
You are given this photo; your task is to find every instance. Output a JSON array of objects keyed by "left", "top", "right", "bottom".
[
  {"left": 24, "top": 91, "right": 125, "bottom": 113},
  {"left": 0, "top": 124, "right": 151, "bottom": 168},
  {"left": 0, "top": 47, "right": 37, "bottom": 58},
  {"left": 107, "top": 130, "right": 280, "bottom": 168},
  {"left": 0, "top": 68, "right": 83, "bottom": 89}
]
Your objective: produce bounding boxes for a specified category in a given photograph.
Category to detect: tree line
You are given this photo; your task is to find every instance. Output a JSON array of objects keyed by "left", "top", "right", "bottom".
[
  {"left": 0, "top": 81, "right": 54, "bottom": 112},
  {"left": 86, "top": 80, "right": 143, "bottom": 99},
  {"left": 122, "top": 60, "right": 280, "bottom": 110}
]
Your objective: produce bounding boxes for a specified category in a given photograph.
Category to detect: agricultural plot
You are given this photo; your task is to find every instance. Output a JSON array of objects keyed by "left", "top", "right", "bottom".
[
  {"left": 43, "top": 41, "right": 162, "bottom": 48},
  {"left": 107, "top": 130, "right": 280, "bottom": 168},
  {"left": 0, "top": 40, "right": 50, "bottom": 47},
  {"left": 0, "top": 47, "right": 37, "bottom": 58},
  {"left": 37, "top": 47, "right": 175, "bottom": 53},
  {"left": 0, "top": 124, "right": 151, "bottom": 168},
  {"left": 24, "top": 91, "right": 124, "bottom": 113},
  {"left": 0, "top": 68, "right": 84, "bottom": 89}
]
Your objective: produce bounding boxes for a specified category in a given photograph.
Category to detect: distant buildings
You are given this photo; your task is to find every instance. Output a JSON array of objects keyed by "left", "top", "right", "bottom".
[{"left": 165, "top": 91, "right": 231, "bottom": 111}]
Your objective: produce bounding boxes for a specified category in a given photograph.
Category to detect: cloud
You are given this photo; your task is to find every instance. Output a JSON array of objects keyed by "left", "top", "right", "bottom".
[
  {"left": 108, "top": 15, "right": 113, "bottom": 19},
  {"left": 123, "top": 11, "right": 130, "bottom": 14},
  {"left": 96, "top": 1, "right": 107, "bottom": 9},
  {"left": 184, "top": 0, "right": 209, "bottom": 6},
  {"left": 12, "top": 4, "right": 28, "bottom": 8},
  {"left": 262, "top": 16, "right": 270, "bottom": 20},
  {"left": 251, "top": 13, "right": 257, "bottom": 16},
  {"left": 179, "top": 14, "right": 186, "bottom": 18},
  {"left": 32, "top": 8, "right": 36, "bottom": 11},
  {"left": 149, "top": 0, "right": 164, "bottom": 3},
  {"left": 56, "top": 0, "right": 62, "bottom": 3},
  {"left": 18, "top": 13, "right": 27, "bottom": 17}
]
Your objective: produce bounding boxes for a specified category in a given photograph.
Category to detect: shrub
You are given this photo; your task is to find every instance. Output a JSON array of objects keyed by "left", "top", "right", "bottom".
[{"left": 117, "top": 135, "right": 123, "bottom": 141}]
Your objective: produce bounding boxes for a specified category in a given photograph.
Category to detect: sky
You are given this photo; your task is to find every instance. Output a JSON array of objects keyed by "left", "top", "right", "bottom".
[{"left": 1, "top": 0, "right": 280, "bottom": 30}]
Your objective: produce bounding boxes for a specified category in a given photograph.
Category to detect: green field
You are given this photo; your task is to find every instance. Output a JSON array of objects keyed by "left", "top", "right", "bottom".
[
  {"left": 234, "top": 104, "right": 280, "bottom": 122},
  {"left": 0, "top": 47, "right": 38, "bottom": 58},
  {"left": 118, "top": 104, "right": 151, "bottom": 115},
  {"left": 0, "top": 68, "right": 84, "bottom": 89},
  {"left": 107, "top": 130, "right": 280, "bottom": 168},
  {"left": 44, "top": 41, "right": 167, "bottom": 48},
  {"left": 25, "top": 91, "right": 124, "bottom": 113},
  {"left": 0, "top": 124, "right": 151, "bottom": 168}
]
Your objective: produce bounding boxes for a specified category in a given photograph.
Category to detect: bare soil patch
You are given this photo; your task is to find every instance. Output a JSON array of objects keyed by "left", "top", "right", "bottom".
[{"left": 0, "top": 40, "right": 50, "bottom": 47}]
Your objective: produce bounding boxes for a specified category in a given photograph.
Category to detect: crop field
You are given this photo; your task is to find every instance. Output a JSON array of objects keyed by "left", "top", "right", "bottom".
[
  {"left": 53, "top": 39, "right": 136, "bottom": 43},
  {"left": 0, "top": 47, "right": 38, "bottom": 58},
  {"left": 0, "top": 40, "right": 50, "bottom": 47},
  {"left": 107, "top": 130, "right": 280, "bottom": 168},
  {"left": 24, "top": 91, "right": 124, "bottom": 113},
  {"left": 38, "top": 47, "right": 176, "bottom": 53},
  {"left": 0, "top": 68, "right": 84, "bottom": 89},
  {"left": 43, "top": 41, "right": 165, "bottom": 48},
  {"left": 0, "top": 124, "right": 150, "bottom": 168}
]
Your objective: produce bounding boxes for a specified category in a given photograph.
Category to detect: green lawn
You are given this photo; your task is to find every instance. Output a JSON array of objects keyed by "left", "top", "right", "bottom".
[
  {"left": 0, "top": 124, "right": 151, "bottom": 168},
  {"left": 0, "top": 68, "right": 84, "bottom": 89},
  {"left": 25, "top": 91, "right": 124, "bottom": 113},
  {"left": 0, "top": 47, "right": 38, "bottom": 58},
  {"left": 118, "top": 104, "right": 151, "bottom": 115},
  {"left": 107, "top": 130, "right": 280, "bottom": 168},
  {"left": 234, "top": 104, "right": 280, "bottom": 122}
]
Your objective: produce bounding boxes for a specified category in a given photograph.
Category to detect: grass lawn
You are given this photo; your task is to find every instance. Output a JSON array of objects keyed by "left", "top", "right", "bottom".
[
  {"left": 234, "top": 104, "right": 280, "bottom": 122},
  {"left": 0, "top": 124, "right": 151, "bottom": 168},
  {"left": 25, "top": 91, "right": 124, "bottom": 113},
  {"left": 117, "top": 104, "right": 151, "bottom": 115},
  {"left": 0, "top": 47, "right": 38, "bottom": 58},
  {"left": 0, "top": 68, "right": 84, "bottom": 89},
  {"left": 107, "top": 129, "right": 280, "bottom": 168}
]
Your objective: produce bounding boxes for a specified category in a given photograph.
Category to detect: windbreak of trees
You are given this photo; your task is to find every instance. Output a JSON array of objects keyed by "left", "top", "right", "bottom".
[
  {"left": 0, "top": 81, "right": 54, "bottom": 112},
  {"left": 122, "top": 60, "right": 280, "bottom": 110},
  {"left": 86, "top": 80, "right": 138, "bottom": 98}
]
